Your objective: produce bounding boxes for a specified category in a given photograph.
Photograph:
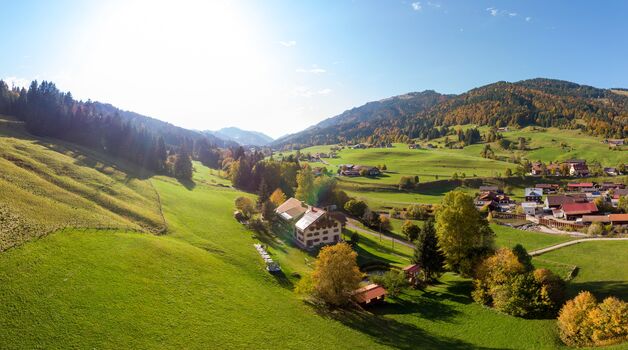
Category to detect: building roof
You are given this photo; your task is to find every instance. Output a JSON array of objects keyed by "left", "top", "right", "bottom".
[
  {"left": 567, "top": 182, "right": 594, "bottom": 188},
  {"left": 402, "top": 264, "right": 421, "bottom": 273},
  {"left": 275, "top": 198, "right": 308, "bottom": 221},
  {"left": 581, "top": 215, "right": 611, "bottom": 223},
  {"left": 525, "top": 188, "right": 543, "bottom": 197},
  {"left": 571, "top": 163, "right": 589, "bottom": 171},
  {"left": 536, "top": 183, "right": 559, "bottom": 189},
  {"left": 295, "top": 208, "right": 326, "bottom": 231},
  {"left": 353, "top": 284, "right": 387, "bottom": 304},
  {"left": 608, "top": 214, "right": 628, "bottom": 222},
  {"left": 561, "top": 202, "right": 598, "bottom": 215},
  {"left": 545, "top": 194, "right": 586, "bottom": 207}
]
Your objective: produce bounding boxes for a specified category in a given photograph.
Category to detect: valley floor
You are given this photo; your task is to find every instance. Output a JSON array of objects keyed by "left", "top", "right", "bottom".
[{"left": 1, "top": 162, "right": 627, "bottom": 349}]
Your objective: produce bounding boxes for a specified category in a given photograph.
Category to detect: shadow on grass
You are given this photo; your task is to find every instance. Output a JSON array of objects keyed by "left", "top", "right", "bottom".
[
  {"left": 372, "top": 295, "right": 462, "bottom": 322},
  {"left": 177, "top": 178, "right": 196, "bottom": 190},
  {"left": 271, "top": 270, "right": 294, "bottom": 290},
  {"left": 311, "top": 303, "right": 496, "bottom": 350},
  {"left": 567, "top": 280, "right": 628, "bottom": 300}
]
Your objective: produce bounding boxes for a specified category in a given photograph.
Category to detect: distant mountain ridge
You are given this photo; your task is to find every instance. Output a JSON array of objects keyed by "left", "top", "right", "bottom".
[
  {"left": 206, "top": 127, "right": 274, "bottom": 146},
  {"left": 272, "top": 78, "right": 627, "bottom": 149}
]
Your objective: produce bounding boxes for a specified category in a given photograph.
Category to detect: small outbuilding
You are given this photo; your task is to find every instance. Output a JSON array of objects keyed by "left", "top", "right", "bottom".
[{"left": 353, "top": 284, "right": 387, "bottom": 305}]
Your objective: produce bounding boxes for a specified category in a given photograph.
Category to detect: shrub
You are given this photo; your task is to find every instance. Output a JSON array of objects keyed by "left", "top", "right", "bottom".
[
  {"left": 398, "top": 176, "right": 418, "bottom": 190},
  {"left": 372, "top": 270, "right": 407, "bottom": 297},
  {"left": 401, "top": 220, "right": 421, "bottom": 241},
  {"left": 405, "top": 204, "right": 429, "bottom": 220},
  {"left": 344, "top": 199, "right": 367, "bottom": 218},
  {"left": 558, "top": 291, "right": 628, "bottom": 347},
  {"left": 235, "top": 197, "right": 256, "bottom": 218}
]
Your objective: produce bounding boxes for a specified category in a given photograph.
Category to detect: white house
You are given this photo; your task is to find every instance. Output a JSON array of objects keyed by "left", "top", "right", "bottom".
[{"left": 294, "top": 207, "right": 343, "bottom": 249}]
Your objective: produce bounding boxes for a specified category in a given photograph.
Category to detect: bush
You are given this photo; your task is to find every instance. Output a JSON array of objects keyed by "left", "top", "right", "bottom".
[
  {"left": 405, "top": 204, "right": 429, "bottom": 220},
  {"left": 235, "top": 197, "right": 256, "bottom": 218},
  {"left": 558, "top": 291, "right": 628, "bottom": 347},
  {"left": 371, "top": 270, "right": 407, "bottom": 297},
  {"left": 401, "top": 220, "right": 421, "bottom": 241},
  {"left": 398, "top": 176, "right": 418, "bottom": 190},
  {"left": 344, "top": 199, "right": 367, "bottom": 218}
]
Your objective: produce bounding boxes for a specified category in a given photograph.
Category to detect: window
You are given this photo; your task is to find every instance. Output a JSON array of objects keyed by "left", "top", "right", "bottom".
[
  {"left": 334, "top": 228, "right": 339, "bottom": 233},
  {"left": 314, "top": 238, "right": 320, "bottom": 243},
  {"left": 306, "top": 233, "right": 312, "bottom": 237},
  {"left": 334, "top": 235, "right": 339, "bottom": 242},
  {"left": 322, "top": 230, "right": 328, "bottom": 234}
]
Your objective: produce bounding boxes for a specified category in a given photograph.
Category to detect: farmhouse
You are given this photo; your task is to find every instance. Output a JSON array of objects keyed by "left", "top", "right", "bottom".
[
  {"left": 531, "top": 162, "right": 545, "bottom": 176},
  {"left": 294, "top": 207, "right": 344, "bottom": 249},
  {"left": 408, "top": 143, "right": 421, "bottom": 149},
  {"left": 275, "top": 197, "right": 309, "bottom": 222},
  {"left": 352, "top": 284, "right": 387, "bottom": 305},
  {"left": 339, "top": 164, "right": 380, "bottom": 177},
  {"left": 606, "top": 139, "right": 625, "bottom": 148},
  {"left": 521, "top": 202, "right": 539, "bottom": 216},
  {"left": 544, "top": 194, "right": 587, "bottom": 210},
  {"left": 402, "top": 264, "right": 422, "bottom": 284},
  {"left": 560, "top": 202, "right": 598, "bottom": 220},
  {"left": 567, "top": 182, "right": 595, "bottom": 192},
  {"left": 536, "top": 183, "right": 559, "bottom": 194},
  {"left": 568, "top": 163, "right": 590, "bottom": 177},
  {"left": 524, "top": 188, "right": 543, "bottom": 203}
]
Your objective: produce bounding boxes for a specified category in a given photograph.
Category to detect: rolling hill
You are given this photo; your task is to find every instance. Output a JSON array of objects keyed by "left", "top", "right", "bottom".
[{"left": 272, "top": 78, "right": 628, "bottom": 149}]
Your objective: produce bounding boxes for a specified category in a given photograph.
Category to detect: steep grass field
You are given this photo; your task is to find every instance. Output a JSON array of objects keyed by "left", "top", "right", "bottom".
[{"left": 0, "top": 115, "right": 164, "bottom": 251}]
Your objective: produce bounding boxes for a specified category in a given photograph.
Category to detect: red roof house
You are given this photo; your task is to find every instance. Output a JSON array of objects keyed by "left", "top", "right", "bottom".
[
  {"left": 561, "top": 202, "right": 598, "bottom": 219},
  {"left": 353, "top": 284, "right": 387, "bottom": 305}
]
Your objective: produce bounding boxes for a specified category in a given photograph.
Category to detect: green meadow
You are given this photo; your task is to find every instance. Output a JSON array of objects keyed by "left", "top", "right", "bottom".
[{"left": 1, "top": 122, "right": 627, "bottom": 349}]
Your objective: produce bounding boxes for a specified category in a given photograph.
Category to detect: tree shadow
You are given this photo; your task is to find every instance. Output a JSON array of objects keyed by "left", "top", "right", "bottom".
[
  {"left": 271, "top": 270, "right": 294, "bottom": 290},
  {"left": 372, "top": 294, "right": 462, "bottom": 322},
  {"left": 311, "top": 304, "right": 497, "bottom": 350},
  {"left": 567, "top": 280, "right": 628, "bottom": 300},
  {"left": 177, "top": 177, "right": 196, "bottom": 190}
]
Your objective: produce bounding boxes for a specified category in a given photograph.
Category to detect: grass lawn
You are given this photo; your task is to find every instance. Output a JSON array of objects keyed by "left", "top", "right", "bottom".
[
  {"left": 492, "top": 224, "right": 576, "bottom": 251},
  {"left": 532, "top": 241, "right": 628, "bottom": 300}
]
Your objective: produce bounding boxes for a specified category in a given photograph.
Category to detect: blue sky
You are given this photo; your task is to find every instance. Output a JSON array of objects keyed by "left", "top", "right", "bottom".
[{"left": 1, "top": 0, "right": 627, "bottom": 138}]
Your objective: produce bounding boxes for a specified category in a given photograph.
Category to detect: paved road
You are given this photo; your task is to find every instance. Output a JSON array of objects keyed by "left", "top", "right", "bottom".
[
  {"left": 346, "top": 219, "right": 415, "bottom": 249},
  {"left": 529, "top": 237, "right": 628, "bottom": 256}
]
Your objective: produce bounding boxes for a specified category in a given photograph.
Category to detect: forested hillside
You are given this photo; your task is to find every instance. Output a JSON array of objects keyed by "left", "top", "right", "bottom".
[
  {"left": 0, "top": 80, "right": 235, "bottom": 175},
  {"left": 273, "top": 78, "right": 628, "bottom": 149}
]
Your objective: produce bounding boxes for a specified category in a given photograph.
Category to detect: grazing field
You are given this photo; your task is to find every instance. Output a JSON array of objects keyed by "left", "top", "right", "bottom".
[
  {"left": 492, "top": 224, "right": 576, "bottom": 251},
  {"left": 0, "top": 115, "right": 164, "bottom": 251},
  {"left": 533, "top": 241, "right": 628, "bottom": 300}
]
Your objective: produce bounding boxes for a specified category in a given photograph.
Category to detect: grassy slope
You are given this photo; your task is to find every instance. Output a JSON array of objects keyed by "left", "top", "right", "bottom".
[
  {"left": 492, "top": 224, "right": 576, "bottom": 251},
  {"left": 533, "top": 241, "right": 628, "bottom": 300},
  {"left": 0, "top": 115, "right": 163, "bottom": 250}
]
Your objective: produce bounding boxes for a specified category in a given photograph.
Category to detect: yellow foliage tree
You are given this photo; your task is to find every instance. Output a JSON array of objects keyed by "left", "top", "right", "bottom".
[
  {"left": 311, "top": 242, "right": 363, "bottom": 305},
  {"left": 558, "top": 291, "right": 628, "bottom": 347},
  {"left": 269, "top": 188, "right": 287, "bottom": 207}
]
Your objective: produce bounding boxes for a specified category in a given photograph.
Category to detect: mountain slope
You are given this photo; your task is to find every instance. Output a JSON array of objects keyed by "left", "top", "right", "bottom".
[
  {"left": 273, "top": 78, "right": 628, "bottom": 148},
  {"left": 207, "top": 127, "right": 273, "bottom": 146},
  {"left": 273, "top": 90, "right": 450, "bottom": 148}
]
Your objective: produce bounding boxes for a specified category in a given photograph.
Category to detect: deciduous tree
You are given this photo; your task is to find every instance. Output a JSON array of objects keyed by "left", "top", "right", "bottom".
[{"left": 311, "top": 242, "right": 363, "bottom": 305}]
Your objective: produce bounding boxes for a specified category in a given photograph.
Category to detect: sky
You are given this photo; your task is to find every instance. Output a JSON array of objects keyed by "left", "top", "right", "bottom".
[{"left": 1, "top": 1, "right": 627, "bottom": 138}]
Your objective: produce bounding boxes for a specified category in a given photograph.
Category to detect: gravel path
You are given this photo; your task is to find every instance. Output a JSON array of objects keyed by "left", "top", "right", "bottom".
[{"left": 529, "top": 237, "right": 628, "bottom": 256}]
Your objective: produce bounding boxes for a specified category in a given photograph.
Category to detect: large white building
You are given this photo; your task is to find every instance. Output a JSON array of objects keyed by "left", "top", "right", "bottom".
[{"left": 294, "top": 207, "right": 343, "bottom": 249}]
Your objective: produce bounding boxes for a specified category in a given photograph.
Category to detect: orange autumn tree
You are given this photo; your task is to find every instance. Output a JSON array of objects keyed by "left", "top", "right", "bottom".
[
  {"left": 269, "top": 188, "right": 287, "bottom": 207},
  {"left": 312, "top": 242, "right": 363, "bottom": 305},
  {"left": 558, "top": 291, "right": 628, "bottom": 347}
]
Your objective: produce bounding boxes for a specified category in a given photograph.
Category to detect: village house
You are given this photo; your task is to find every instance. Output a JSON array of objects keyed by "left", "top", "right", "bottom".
[
  {"left": 352, "top": 284, "right": 387, "bottom": 305},
  {"left": 402, "top": 264, "right": 422, "bottom": 285},
  {"left": 606, "top": 139, "right": 625, "bottom": 148},
  {"left": 475, "top": 191, "right": 511, "bottom": 212},
  {"left": 536, "top": 183, "right": 560, "bottom": 194},
  {"left": 611, "top": 188, "right": 628, "bottom": 207},
  {"left": 544, "top": 194, "right": 587, "bottom": 210},
  {"left": 531, "top": 162, "right": 545, "bottom": 176},
  {"left": 275, "top": 197, "right": 309, "bottom": 222},
  {"left": 351, "top": 143, "right": 367, "bottom": 149},
  {"left": 339, "top": 164, "right": 380, "bottom": 177},
  {"left": 563, "top": 160, "right": 589, "bottom": 177},
  {"left": 521, "top": 202, "right": 539, "bottom": 216},
  {"left": 557, "top": 202, "right": 598, "bottom": 221},
  {"left": 294, "top": 207, "right": 344, "bottom": 249},
  {"left": 603, "top": 167, "right": 619, "bottom": 176},
  {"left": 497, "top": 127, "right": 509, "bottom": 132},
  {"left": 524, "top": 188, "right": 544, "bottom": 203},
  {"left": 408, "top": 143, "right": 421, "bottom": 149},
  {"left": 567, "top": 182, "right": 595, "bottom": 192},
  {"left": 546, "top": 163, "right": 560, "bottom": 176},
  {"left": 609, "top": 214, "right": 628, "bottom": 226}
]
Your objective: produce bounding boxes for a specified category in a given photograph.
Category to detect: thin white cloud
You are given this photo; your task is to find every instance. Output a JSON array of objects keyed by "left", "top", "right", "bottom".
[
  {"left": 486, "top": 7, "right": 498, "bottom": 16},
  {"left": 486, "top": 7, "right": 527, "bottom": 20},
  {"left": 525, "top": 16, "right": 532, "bottom": 22},
  {"left": 411, "top": 2, "right": 422, "bottom": 11},
  {"left": 279, "top": 40, "right": 296, "bottom": 47},
  {"left": 292, "top": 86, "right": 332, "bottom": 98},
  {"left": 508, "top": 12, "right": 517, "bottom": 17},
  {"left": 296, "top": 67, "right": 326, "bottom": 74},
  {"left": 3, "top": 76, "right": 30, "bottom": 89},
  {"left": 426, "top": 1, "right": 441, "bottom": 8}
]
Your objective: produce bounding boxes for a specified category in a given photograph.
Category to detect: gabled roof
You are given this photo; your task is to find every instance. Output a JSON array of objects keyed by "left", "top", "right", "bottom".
[
  {"left": 525, "top": 188, "right": 543, "bottom": 197},
  {"left": 275, "top": 198, "right": 308, "bottom": 221},
  {"left": 295, "top": 208, "right": 326, "bottom": 231},
  {"left": 546, "top": 194, "right": 586, "bottom": 207},
  {"left": 402, "top": 264, "right": 421, "bottom": 273},
  {"left": 353, "top": 284, "right": 387, "bottom": 303},
  {"left": 561, "top": 202, "right": 598, "bottom": 215}
]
